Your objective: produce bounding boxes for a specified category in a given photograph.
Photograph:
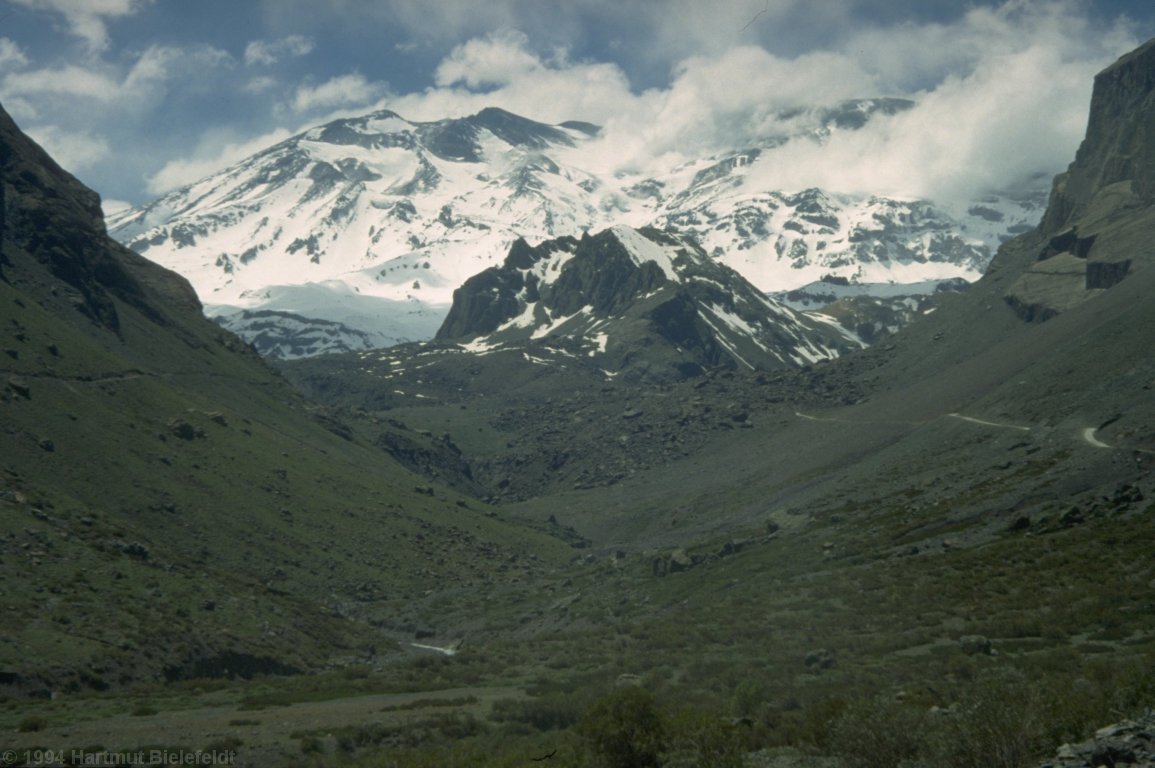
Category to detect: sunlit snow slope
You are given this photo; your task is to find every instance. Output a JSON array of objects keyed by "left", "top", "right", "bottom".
[{"left": 109, "top": 103, "right": 1046, "bottom": 357}]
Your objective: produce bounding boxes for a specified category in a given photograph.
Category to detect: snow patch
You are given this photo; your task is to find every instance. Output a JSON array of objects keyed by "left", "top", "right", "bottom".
[{"left": 610, "top": 225, "right": 682, "bottom": 282}]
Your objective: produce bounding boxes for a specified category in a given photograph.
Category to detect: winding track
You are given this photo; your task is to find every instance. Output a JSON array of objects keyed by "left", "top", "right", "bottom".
[{"left": 796, "top": 409, "right": 1126, "bottom": 451}]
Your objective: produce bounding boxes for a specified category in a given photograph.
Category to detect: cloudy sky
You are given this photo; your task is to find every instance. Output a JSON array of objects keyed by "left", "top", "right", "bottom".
[{"left": 2, "top": 0, "right": 1153, "bottom": 213}]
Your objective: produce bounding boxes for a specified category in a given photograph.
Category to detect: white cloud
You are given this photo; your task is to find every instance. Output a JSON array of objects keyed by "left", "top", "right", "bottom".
[
  {"left": 0, "top": 38, "right": 28, "bottom": 68},
  {"left": 291, "top": 73, "right": 386, "bottom": 113},
  {"left": 244, "top": 35, "right": 314, "bottom": 67},
  {"left": 434, "top": 31, "right": 544, "bottom": 88},
  {"left": 389, "top": 33, "right": 632, "bottom": 125},
  {"left": 742, "top": 1, "right": 1141, "bottom": 206},
  {"left": 146, "top": 128, "right": 294, "bottom": 195},
  {"left": 1, "top": 44, "right": 231, "bottom": 111},
  {"left": 244, "top": 76, "right": 279, "bottom": 94},
  {"left": 101, "top": 198, "right": 133, "bottom": 216},
  {"left": 2, "top": 65, "right": 122, "bottom": 101},
  {"left": 10, "top": 0, "right": 1140, "bottom": 213},
  {"left": 606, "top": 46, "right": 877, "bottom": 164},
  {"left": 387, "top": 33, "right": 872, "bottom": 174},
  {"left": 10, "top": 0, "right": 151, "bottom": 52},
  {"left": 122, "top": 44, "right": 233, "bottom": 95},
  {"left": 25, "top": 125, "right": 111, "bottom": 171},
  {"left": 379, "top": 0, "right": 1138, "bottom": 206}
]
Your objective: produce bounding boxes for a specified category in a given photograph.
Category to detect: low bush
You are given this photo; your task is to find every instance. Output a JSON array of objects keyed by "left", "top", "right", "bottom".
[{"left": 576, "top": 686, "right": 664, "bottom": 768}]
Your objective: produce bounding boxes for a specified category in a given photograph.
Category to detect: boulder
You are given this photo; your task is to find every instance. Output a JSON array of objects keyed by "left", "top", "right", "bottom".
[
  {"left": 957, "top": 635, "right": 992, "bottom": 656},
  {"left": 804, "top": 648, "right": 836, "bottom": 670}
]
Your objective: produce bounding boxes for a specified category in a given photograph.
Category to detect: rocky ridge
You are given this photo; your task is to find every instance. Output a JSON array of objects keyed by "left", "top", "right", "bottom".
[{"left": 435, "top": 225, "right": 860, "bottom": 380}]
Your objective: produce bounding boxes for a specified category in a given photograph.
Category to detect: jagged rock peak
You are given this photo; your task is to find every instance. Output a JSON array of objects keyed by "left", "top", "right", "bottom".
[
  {"left": 1041, "top": 37, "right": 1155, "bottom": 234},
  {"left": 435, "top": 225, "right": 861, "bottom": 380}
]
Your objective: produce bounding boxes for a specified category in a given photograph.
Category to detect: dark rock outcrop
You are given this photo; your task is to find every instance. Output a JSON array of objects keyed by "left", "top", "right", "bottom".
[
  {"left": 1004, "top": 38, "right": 1155, "bottom": 321},
  {"left": 0, "top": 106, "right": 202, "bottom": 333},
  {"left": 1042, "top": 38, "right": 1155, "bottom": 234},
  {"left": 436, "top": 226, "right": 858, "bottom": 381},
  {"left": 1039, "top": 711, "right": 1155, "bottom": 768}
]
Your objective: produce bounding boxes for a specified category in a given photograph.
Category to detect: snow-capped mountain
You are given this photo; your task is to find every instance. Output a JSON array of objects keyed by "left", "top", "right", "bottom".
[
  {"left": 107, "top": 103, "right": 1046, "bottom": 357},
  {"left": 433, "top": 225, "right": 860, "bottom": 379}
]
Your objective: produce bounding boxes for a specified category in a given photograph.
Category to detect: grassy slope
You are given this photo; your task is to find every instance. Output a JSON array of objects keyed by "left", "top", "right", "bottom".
[{"left": 0, "top": 119, "right": 573, "bottom": 693}]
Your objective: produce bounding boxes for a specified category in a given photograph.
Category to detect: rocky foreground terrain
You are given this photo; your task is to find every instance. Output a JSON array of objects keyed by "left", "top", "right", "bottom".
[{"left": 1039, "top": 711, "right": 1155, "bottom": 768}]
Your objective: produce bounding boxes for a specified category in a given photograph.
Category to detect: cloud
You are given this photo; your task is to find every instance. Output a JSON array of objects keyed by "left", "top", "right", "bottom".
[
  {"left": 389, "top": 32, "right": 632, "bottom": 125},
  {"left": 10, "top": 0, "right": 151, "bottom": 52},
  {"left": 2, "top": 65, "right": 122, "bottom": 101},
  {"left": 25, "top": 125, "right": 111, "bottom": 170},
  {"left": 1, "top": 44, "right": 231, "bottom": 110},
  {"left": 621, "top": 46, "right": 877, "bottom": 156},
  {"left": 387, "top": 32, "right": 873, "bottom": 173},
  {"left": 742, "top": 1, "right": 1141, "bottom": 206},
  {"left": 0, "top": 38, "right": 28, "bottom": 68},
  {"left": 291, "top": 72, "right": 387, "bottom": 113},
  {"left": 434, "top": 31, "right": 544, "bottom": 88},
  {"left": 378, "top": 1, "right": 1138, "bottom": 206},
  {"left": 244, "top": 35, "right": 314, "bottom": 67},
  {"left": 12, "top": 0, "right": 1143, "bottom": 213},
  {"left": 146, "top": 127, "right": 294, "bottom": 195},
  {"left": 122, "top": 44, "right": 233, "bottom": 95},
  {"left": 101, "top": 198, "right": 134, "bottom": 216},
  {"left": 244, "top": 76, "right": 279, "bottom": 94}
]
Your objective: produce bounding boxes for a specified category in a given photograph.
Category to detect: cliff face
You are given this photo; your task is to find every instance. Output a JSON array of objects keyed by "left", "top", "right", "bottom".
[
  {"left": 1041, "top": 38, "right": 1155, "bottom": 235},
  {"left": 0, "top": 105, "right": 203, "bottom": 336},
  {"left": 1002, "top": 38, "right": 1155, "bottom": 321}
]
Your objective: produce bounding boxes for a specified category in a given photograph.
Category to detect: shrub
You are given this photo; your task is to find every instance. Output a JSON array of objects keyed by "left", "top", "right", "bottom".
[
  {"left": 299, "top": 735, "right": 324, "bottom": 755},
  {"left": 926, "top": 678, "right": 1045, "bottom": 768},
  {"left": 665, "top": 707, "right": 745, "bottom": 768},
  {"left": 577, "top": 687, "right": 665, "bottom": 768},
  {"left": 491, "top": 694, "right": 587, "bottom": 732},
  {"left": 830, "top": 697, "right": 927, "bottom": 768},
  {"left": 17, "top": 715, "right": 48, "bottom": 732},
  {"left": 730, "top": 679, "right": 768, "bottom": 718}
]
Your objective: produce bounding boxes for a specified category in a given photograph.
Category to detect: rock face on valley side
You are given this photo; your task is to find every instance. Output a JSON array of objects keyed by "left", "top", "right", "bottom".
[
  {"left": 1005, "top": 38, "right": 1155, "bottom": 321},
  {"left": 1042, "top": 38, "right": 1155, "bottom": 233},
  {"left": 0, "top": 105, "right": 203, "bottom": 336}
]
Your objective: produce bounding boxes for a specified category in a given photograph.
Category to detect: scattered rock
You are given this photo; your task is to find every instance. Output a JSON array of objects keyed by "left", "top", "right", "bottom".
[
  {"left": 805, "top": 648, "right": 836, "bottom": 671},
  {"left": 7, "top": 376, "right": 30, "bottom": 399},
  {"left": 1008, "top": 515, "right": 1032, "bottom": 532},
  {"left": 958, "top": 635, "right": 993, "bottom": 656},
  {"left": 1038, "top": 711, "right": 1155, "bottom": 767},
  {"left": 1061, "top": 507, "right": 1085, "bottom": 527},
  {"left": 668, "top": 549, "right": 694, "bottom": 574},
  {"left": 167, "top": 418, "right": 204, "bottom": 440},
  {"left": 1110, "top": 483, "right": 1144, "bottom": 508},
  {"left": 119, "top": 542, "right": 150, "bottom": 560}
]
